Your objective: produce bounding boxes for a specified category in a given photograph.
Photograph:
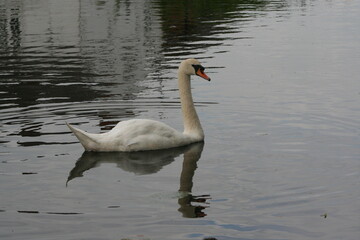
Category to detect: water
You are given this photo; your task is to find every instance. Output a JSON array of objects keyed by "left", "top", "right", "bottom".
[{"left": 1, "top": 0, "right": 359, "bottom": 239}]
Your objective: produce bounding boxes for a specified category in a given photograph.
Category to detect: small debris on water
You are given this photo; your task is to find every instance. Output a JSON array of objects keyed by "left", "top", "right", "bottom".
[
  {"left": 46, "top": 212, "right": 82, "bottom": 215},
  {"left": 18, "top": 210, "right": 39, "bottom": 214},
  {"left": 22, "top": 172, "right": 38, "bottom": 175}
]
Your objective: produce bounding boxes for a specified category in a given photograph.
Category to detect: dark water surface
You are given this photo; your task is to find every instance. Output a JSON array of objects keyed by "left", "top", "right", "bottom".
[{"left": 1, "top": 0, "right": 359, "bottom": 239}]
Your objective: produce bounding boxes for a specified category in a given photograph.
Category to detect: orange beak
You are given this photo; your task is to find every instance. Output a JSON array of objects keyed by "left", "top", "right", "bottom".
[{"left": 196, "top": 69, "right": 211, "bottom": 81}]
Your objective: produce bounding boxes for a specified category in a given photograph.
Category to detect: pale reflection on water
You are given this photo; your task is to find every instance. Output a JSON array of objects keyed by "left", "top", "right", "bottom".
[{"left": 1, "top": 0, "right": 360, "bottom": 240}]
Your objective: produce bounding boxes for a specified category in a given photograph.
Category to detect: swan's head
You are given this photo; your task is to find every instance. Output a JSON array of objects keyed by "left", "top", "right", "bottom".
[{"left": 179, "top": 58, "right": 211, "bottom": 81}]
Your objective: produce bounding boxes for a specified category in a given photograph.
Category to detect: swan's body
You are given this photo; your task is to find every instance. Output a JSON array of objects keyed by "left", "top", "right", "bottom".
[
  {"left": 67, "top": 119, "right": 199, "bottom": 152},
  {"left": 67, "top": 59, "right": 211, "bottom": 152}
]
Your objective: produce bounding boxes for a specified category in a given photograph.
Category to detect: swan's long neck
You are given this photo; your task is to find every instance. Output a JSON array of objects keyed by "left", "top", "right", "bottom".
[{"left": 178, "top": 71, "right": 204, "bottom": 140}]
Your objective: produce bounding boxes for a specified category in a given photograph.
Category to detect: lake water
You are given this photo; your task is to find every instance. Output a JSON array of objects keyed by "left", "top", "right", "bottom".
[{"left": 0, "top": 0, "right": 359, "bottom": 239}]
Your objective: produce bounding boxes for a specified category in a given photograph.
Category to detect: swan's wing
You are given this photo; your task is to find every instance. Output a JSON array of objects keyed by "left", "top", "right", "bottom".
[{"left": 107, "top": 119, "right": 187, "bottom": 151}]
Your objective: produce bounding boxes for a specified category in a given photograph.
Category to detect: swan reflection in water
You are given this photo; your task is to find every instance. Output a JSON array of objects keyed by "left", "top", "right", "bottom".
[{"left": 67, "top": 142, "right": 210, "bottom": 218}]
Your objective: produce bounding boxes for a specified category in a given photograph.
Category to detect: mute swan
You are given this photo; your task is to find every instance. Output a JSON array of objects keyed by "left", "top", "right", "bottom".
[{"left": 67, "top": 58, "right": 211, "bottom": 152}]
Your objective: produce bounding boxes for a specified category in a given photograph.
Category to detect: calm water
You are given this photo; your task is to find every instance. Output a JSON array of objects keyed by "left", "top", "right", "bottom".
[{"left": 1, "top": 0, "right": 359, "bottom": 239}]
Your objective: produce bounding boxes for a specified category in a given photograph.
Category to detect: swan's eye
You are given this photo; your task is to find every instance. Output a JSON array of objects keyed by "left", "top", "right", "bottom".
[{"left": 192, "top": 64, "right": 205, "bottom": 73}]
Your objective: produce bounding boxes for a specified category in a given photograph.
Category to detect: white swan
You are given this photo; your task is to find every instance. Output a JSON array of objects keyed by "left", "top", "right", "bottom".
[{"left": 67, "top": 58, "right": 211, "bottom": 152}]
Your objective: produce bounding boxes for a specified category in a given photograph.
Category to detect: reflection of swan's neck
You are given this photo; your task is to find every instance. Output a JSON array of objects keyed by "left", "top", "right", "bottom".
[
  {"left": 178, "top": 72, "right": 204, "bottom": 139},
  {"left": 179, "top": 148, "right": 199, "bottom": 192}
]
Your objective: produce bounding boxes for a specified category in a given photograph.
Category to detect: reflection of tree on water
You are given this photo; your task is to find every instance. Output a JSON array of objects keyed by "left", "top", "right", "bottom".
[
  {"left": 67, "top": 142, "right": 210, "bottom": 218},
  {"left": 0, "top": 0, "right": 285, "bottom": 109},
  {"left": 0, "top": 0, "right": 159, "bottom": 108},
  {"left": 157, "top": 0, "right": 270, "bottom": 57}
]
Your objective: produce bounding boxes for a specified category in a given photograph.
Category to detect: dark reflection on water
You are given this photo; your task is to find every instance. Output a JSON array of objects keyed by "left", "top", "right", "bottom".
[
  {"left": 177, "top": 142, "right": 210, "bottom": 218},
  {"left": 157, "top": 0, "right": 280, "bottom": 58},
  {"left": 67, "top": 143, "right": 199, "bottom": 181},
  {"left": 68, "top": 142, "right": 209, "bottom": 218}
]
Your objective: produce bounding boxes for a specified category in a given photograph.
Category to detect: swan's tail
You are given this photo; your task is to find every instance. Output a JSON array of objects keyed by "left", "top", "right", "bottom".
[{"left": 66, "top": 122, "right": 99, "bottom": 151}]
